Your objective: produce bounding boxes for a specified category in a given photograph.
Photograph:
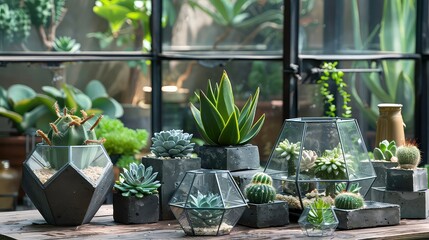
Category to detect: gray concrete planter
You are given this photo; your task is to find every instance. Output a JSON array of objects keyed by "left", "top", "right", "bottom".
[
  {"left": 113, "top": 193, "right": 159, "bottom": 224},
  {"left": 334, "top": 201, "right": 400, "bottom": 229},
  {"left": 386, "top": 168, "right": 428, "bottom": 192},
  {"left": 197, "top": 144, "right": 260, "bottom": 171},
  {"left": 238, "top": 201, "right": 289, "bottom": 228},
  {"left": 372, "top": 187, "right": 429, "bottom": 219},
  {"left": 371, "top": 161, "right": 399, "bottom": 188},
  {"left": 141, "top": 157, "right": 201, "bottom": 220}
]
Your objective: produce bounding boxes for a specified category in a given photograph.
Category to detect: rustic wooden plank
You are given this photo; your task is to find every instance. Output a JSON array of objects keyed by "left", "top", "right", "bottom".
[{"left": 2, "top": 205, "right": 429, "bottom": 239}]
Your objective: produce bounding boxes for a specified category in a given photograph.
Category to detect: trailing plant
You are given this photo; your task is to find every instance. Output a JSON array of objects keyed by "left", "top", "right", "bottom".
[
  {"left": 334, "top": 192, "right": 364, "bottom": 210},
  {"left": 187, "top": 191, "right": 224, "bottom": 228},
  {"left": 396, "top": 143, "right": 421, "bottom": 169},
  {"left": 275, "top": 139, "right": 301, "bottom": 176},
  {"left": 114, "top": 162, "right": 161, "bottom": 198},
  {"left": 317, "top": 62, "right": 352, "bottom": 118},
  {"left": 150, "top": 129, "right": 195, "bottom": 158},
  {"left": 53, "top": 36, "right": 81, "bottom": 52},
  {"left": 245, "top": 172, "right": 276, "bottom": 204},
  {"left": 190, "top": 70, "right": 265, "bottom": 146},
  {"left": 307, "top": 198, "right": 336, "bottom": 228},
  {"left": 373, "top": 140, "right": 397, "bottom": 161}
]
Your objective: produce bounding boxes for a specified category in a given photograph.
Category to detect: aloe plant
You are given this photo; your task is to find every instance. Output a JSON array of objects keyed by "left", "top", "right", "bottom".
[
  {"left": 53, "top": 36, "right": 81, "bottom": 52},
  {"left": 190, "top": 70, "right": 265, "bottom": 146}
]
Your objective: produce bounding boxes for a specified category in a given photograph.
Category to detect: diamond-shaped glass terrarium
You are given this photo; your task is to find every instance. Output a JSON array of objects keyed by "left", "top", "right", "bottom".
[
  {"left": 169, "top": 169, "right": 247, "bottom": 236},
  {"left": 298, "top": 203, "right": 339, "bottom": 237},
  {"left": 265, "top": 118, "right": 376, "bottom": 213},
  {"left": 22, "top": 144, "right": 113, "bottom": 226}
]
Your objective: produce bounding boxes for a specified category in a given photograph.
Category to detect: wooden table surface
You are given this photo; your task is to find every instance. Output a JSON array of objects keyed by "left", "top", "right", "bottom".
[{"left": 1, "top": 205, "right": 429, "bottom": 239}]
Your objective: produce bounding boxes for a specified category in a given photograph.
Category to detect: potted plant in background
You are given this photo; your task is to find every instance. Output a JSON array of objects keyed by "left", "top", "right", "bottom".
[
  {"left": 190, "top": 70, "right": 265, "bottom": 171},
  {"left": 238, "top": 172, "right": 289, "bottom": 228},
  {"left": 21, "top": 104, "right": 113, "bottom": 226},
  {"left": 142, "top": 129, "right": 201, "bottom": 220},
  {"left": 370, "top": 140, "right": 399, "bottom": 195},
  {"left": 113, "top": 162, "right": 161, "bottom": 224}
]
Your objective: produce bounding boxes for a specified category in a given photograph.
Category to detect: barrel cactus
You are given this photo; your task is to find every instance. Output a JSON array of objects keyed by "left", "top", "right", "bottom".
[
  {"left": 334, "top": 192, "right": 364, "bottom": 210},
  {"left": 373, "top": 140, "right": 397, "bottom": 161},
  {"left": 396, "top": 143, "right": 421, "bottom": 169},
  {"left": 245, "top": 172, "right": 276, "bottom": 204},
  {"left": 114, "top": 162, "right": 161, "bottom": 198},
  {"left": 188, "top": 191, "right": 224, "bottom": 228},
  {"left": 150, "top": 129, "right": 195, "bottom": 158}
]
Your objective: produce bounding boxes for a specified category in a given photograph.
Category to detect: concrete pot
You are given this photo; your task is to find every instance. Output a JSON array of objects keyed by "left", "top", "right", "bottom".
[
  {"left": 371, "top": 161, "right": 399, "bottom": 188},
  {"left": 141, "top": 157, "right": 201, "bottom": 220},
  {"left": 113, "top": 193, "right": 159, "bottom": 224},
  {"left": 334, "top": 201, "right": 400, "bottom": 229},
  {"left": 372, "top": 187, "right": 429, "bottom": 219},
  {"left": 231, "top": 169, "right": 261, "bottom": 193},
  {"left": 197, "top": 144, "right": 260, "bottom": 171},
  {"left": 238, "top": 201, "right": 289, "bottom": 228},
  {"left": 386, "top": 168, "right": 428, "bottom": 192}
]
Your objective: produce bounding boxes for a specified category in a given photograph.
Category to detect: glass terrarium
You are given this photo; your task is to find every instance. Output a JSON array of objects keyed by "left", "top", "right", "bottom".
[
  {"left": 169, "top": 169, "right": 247, "bottom": 236},
  {"left": 265, "top": 118, "right": 376, "bottom": 212},
  {"left": 298, "top": 202, "right": 339, "bottom": 237}
]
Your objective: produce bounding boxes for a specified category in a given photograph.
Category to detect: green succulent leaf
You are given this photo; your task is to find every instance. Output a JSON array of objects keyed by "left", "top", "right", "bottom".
[
  {"left": 218, "top": 111, "right": 240, "bottom": 145},
  {"left": 200, "top": 91, "right": 225, "bottom": 143}
]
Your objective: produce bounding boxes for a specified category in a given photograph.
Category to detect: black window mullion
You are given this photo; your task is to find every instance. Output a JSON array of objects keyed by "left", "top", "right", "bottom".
[{"left": 151, "top": 0, "right": 163, "bottom": 134}]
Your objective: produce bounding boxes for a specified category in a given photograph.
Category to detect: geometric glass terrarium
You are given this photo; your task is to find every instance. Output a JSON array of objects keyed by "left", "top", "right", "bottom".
[
  {"left": 265, "top": 118, "right": 376, "bottom": 212},
  {"left": 169, "top": 169, "right": 247, "bottom": 236},
  {"left": 22, "top": 144, "right": 113, "bottom": 226}
]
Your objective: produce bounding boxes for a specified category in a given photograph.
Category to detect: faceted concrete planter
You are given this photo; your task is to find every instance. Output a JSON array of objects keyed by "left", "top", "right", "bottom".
[
  {"left": 197, "top": 144, "right": 260, "bottom": 171},
  {"left": 22, "top": 145, "right": 114, "bottom": 226},
  {"left": 386, "top": 168, "right": 428, "bottom": 192},
  {"left": 141, "top": 157, "right": 201, "bottom": 220},
  {"left": 334, "top": 201, "right": 400, "bottom": 229},
  {"left": 113, "top": 193, "right": 159, "bottom": 224},
  {"left": 372, "top": 187, "right": 429, "bottom": 219},
  {"left": 371, "top": 161, "right": 399, "bottom": 188},
  {"left": 238, "top": 201, "right": 289, "bottom": 228}
]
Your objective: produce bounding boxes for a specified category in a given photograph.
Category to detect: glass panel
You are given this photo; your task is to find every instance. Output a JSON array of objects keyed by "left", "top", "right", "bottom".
[
  {"left": 219, "top": 207, "right": 245, "bottom": 234},
  {"left": 216, "top": 172, "right": 245, "bottom": 207},
  {"left": 169, "top": 172, "right": 195, "bottom": 206},
  {"left": 163, "top": 0, "right": 283, "bottom": 53},
  {"left": 70, "top": 145, "right": 110, "bottom": 185},
  {"left": 26, "top": 145, "right": 65, "bottom": 185},
  {"left": 170, "top": 206, "right": 192, "bottom": 235}
]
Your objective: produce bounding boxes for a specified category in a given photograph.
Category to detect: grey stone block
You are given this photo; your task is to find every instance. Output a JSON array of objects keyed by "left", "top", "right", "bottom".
[
  {"left": 372, "top": 187, "right": 429, "bottom": 219},
  {"left": 231, "top": 169, "right": 262, "bottom": 193},
  {"left": 197, "top": 144, "right": 260, "bottom": 171},
  {"left": 113, "top": 194, "right": 159, "bottom": 224},
  {"left": 141, "top": 157, "right": 201, "bottom": 220},
  {"left": 386, "top": 168, "right": 428, "bottom": 191},
  {"left": 238, "top": 201, "right": 289, "bottom": 228},
  {"left": 371, "top": 161, "right": 399, "bottom": 188},
  {"left": 334, "top": 201, "right": 400, "bottom": 229}
]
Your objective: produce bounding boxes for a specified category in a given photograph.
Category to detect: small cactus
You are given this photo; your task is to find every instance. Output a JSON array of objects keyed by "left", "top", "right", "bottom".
[
  {"left": 396, "top": 143, "right": 421, "bottom": 169},
  {"left": 334, "top": 192, "right": 364, "bottom": 210},
  {"left": 373, "top": 140, "right": 397, "bottom": 161},
  {"left": 245, "top": 172, "right": 276, "bottom": 204},
  {"left": 150, "top": 129, "right": 195, "bottom": 158}
]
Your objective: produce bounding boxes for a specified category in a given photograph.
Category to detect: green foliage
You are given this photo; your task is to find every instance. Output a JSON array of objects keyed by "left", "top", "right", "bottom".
[
  {"left": 150, "top": 129, "right": 195, "bottom": 158},
  {"left": 187, "top": 191, "right": 224, "bottom": 228},
  {"left": 53, "top": 36, "right": 81, "bottom": 52},
  {"left": 114, "top": 162, "right": 161, "bottom": 198},
  {"left": 335, "top": 182, "right": 361, "bottom": 195},
  {"left": 314, "top": 145, "right": 347, "bottom": 180},
  {"left": 334, "top": 192, "right": 364, "bottom": 210},
  {"left": 275, "top": 139, "right": 301, "bottom": 176},
  {"left": 307, "top": 198, "right": 336, "bottom": 228},
  {"left": 115, "top": 155, "right": 140, "bottom": 170},
  {"left": 317, "top": 62, "right": 352, "bottom": 118},
  {"left": 190, "top": 70, "right": 265, "bottom": 146},
  {"left": 95, "top": 116, "right": 148, "bottom": 156},
  {"left": 373, "top": 140, "right": 397, "bottom": 161},
  {"left": 246, "top": 61, "right": 282, "bottom": 100},
  {"left": 397, "top": 144, "right": 421, "bottom": 169}
]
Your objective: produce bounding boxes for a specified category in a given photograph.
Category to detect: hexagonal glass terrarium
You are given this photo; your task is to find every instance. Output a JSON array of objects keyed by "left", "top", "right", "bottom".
[
  {"left": 22, "top": 144, "right": 114, "bottom": 226},
  {"left": 169, "top": 169, "right": 247, "bottom": 236},
  {"left": 298, "top": 205, "right": 339, "bottom": 237},
  {"left": 265, "top": 118, "right": 376, "bottom": 212}
]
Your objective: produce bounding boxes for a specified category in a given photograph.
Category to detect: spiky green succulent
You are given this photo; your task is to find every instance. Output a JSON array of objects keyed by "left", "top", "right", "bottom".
[
  {"left": 373, "top": 140, "right": 397, "bottom": 161},
  {"left": 53, "top": 36, "right": 81, "bottom": 52},
  {"left": 334, "top": 192, "right": 364, "bottom": 210},
  {"left": 397, "top": 144, "right": 421, "bottom": 169},
  {"left": 314, "top": 146, "right": 347, "bottom": 180},
  {"left": 150, "top": 129, "right": 195, "bottom": 158},
  {"left": 335, "top": 182, "right": 361, "bottom": 195},
  {"left": 187, "top": 191, "right": 224, "bottom": 228},
  {"left": 306, "top": 198, "right": 336, "bottom": 228},
  {"left": 190, "top": 70, "right": 265, "bottom": 146},
  {"left": 114, "top": 162, "right": 161, "bottom": 198}
]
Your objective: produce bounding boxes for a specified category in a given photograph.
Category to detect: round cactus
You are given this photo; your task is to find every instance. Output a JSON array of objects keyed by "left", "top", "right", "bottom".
[
  {"left": 334, "top": 192, "right": 364, "bottom": 210},
  {"left": 245, "top": 184, "right": 276, "bottom": 204},
  {"left": 397, "top": 144, "right": 421, "bottom": 169},
  {"left": 250, "top": 172, "right": 273, "bottom": 185},
  {"left": 150, "top": 129, "right": 195, "bottom": 158}
]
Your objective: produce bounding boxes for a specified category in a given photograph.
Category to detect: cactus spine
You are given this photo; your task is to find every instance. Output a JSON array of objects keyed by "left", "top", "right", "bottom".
[
  {"left": 245, "top": 172, "right": 276, "bottom": 204},
  {"left": 334, "top": 192, "right": 364, "bottom": 210},
  {"left": 397, "top": 143, "right": 421, "bottom": 169}
]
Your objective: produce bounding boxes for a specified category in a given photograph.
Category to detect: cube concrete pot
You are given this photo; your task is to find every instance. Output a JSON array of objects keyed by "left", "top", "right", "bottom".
[
  {"left": 113, "top": 193, "right": 159, "bottom": 224},
  {"left": 141, "top": 157, "right": 201, "bottom": 220},
  {"left": 386, "top": 168, "right": 428, "bottom": 192},
  {"left": 371, "top": 161, "right": 399, "bottom": 188},
  {"left": 372, "top": 187, "right": 429, "bottom": 219},
  {"left": 238, "top": 201, "right": 289, "bottom": 228},
  {"left": 334, "top": 201, "right": 400, "bottom": 229},
  {"left": 197, "top": 144, "right": 260, "bottom": 172}
]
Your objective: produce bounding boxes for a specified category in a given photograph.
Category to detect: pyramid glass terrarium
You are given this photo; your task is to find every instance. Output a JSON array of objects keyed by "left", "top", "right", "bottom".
[
  {"left": 265, "top": 118, "right": 376, "bottom": 213},
  {"left": 169, "top": 169, "right": 247, "bottom": 236}
]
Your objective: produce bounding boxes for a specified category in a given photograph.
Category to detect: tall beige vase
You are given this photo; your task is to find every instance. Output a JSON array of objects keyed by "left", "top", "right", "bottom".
[{"left": 375, "top": 103, "right": 406, "bottom": 147}]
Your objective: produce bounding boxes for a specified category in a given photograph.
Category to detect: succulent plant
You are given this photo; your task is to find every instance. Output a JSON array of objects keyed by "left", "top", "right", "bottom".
[
  {"left": 300, "top": 150, "right": 317, "bottom": 172},
  {"left": 373, "top": 140, "right": 397, "bottom": 161},
  {"left": 114, "top": 162, "right": 161, "bottom": 198},
  {"left": 53, "top": 36, "right": 81, "bottom": 52},
  {"left": 190, "top": 70, "right": 265, "bottom": 146},
  {"left": 245, "top": 172, "right": 276, "bottom": 204},
  {"left": 275, "top": 139, "right": 301, "bottom": 176},
  {"left": 307, "top": 198, "right": 336, "bottom": 228},
  {"left": 150, "top": 129, "right": 195, "bottom": 158},
  {"left": 396, "top": 143, "right": 421, "bottom": 169},
  {"left": 334, "top": 192, "right": 364, "bottom": 210},
  {"left": 314, "top": 146, "right": 347, "bottom": 180},
  {"left": 187, "top": 191, "right": 224, "bottom": 228},
  {"left": 335, "top": 182, "right": 361, "bottom": 195}
]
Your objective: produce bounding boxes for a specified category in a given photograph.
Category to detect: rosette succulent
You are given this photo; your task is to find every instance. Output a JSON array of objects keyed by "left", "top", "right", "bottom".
[
  {"left": 187, "top": 191, "right": 224, "bottom": 228},
  {"left": 150, "top": 129, "right": 195, "bottom": 158},
  {"left": 114, "top": 162, "right": 161, "bottom": 198},
  {"left": 53, "top": 36, "right": 81, "bottom": 52},
  {"left": 300, "top": 150, "right": 317, "bottom": 173}
]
